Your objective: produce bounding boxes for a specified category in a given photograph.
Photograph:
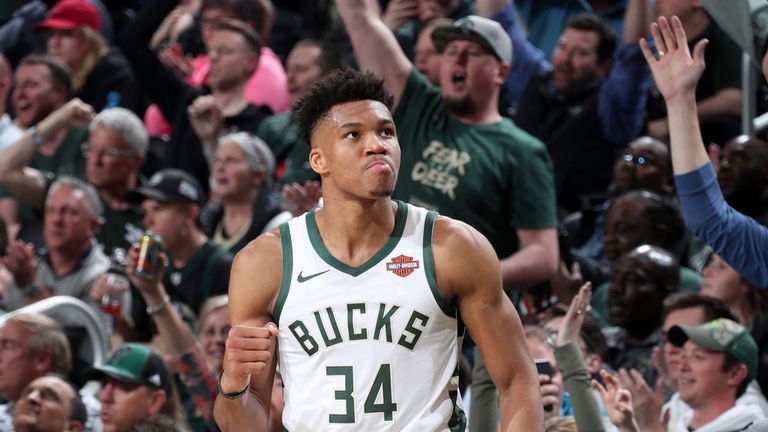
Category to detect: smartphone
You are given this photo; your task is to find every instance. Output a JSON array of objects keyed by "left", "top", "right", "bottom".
[{"left": 535, "top": 359, "right": 553, "bottom": 376}]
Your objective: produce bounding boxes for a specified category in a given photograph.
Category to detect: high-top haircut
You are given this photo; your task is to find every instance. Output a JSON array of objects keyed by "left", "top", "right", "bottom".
[
  {"left": 294, "top": 69, "right": 394, "bottom": 146},
  {"left": 566, "top": 14, "right": 617, "bottom": 64}
]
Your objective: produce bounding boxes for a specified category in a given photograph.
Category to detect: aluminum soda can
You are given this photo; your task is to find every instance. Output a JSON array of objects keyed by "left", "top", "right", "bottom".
[{"left": 136, "top": 231, "right": 163, "bottom": 278}]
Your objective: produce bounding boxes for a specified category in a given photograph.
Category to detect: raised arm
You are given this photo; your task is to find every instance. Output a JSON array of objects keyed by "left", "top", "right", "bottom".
[
  {"left": 0, "top": 99, "right": 94, "bottom": 208},
  {"left": 434, "top": 217, "right": 544, "bottom": 431},
  {"left": 213, "top": 232, "right": 282, "bottom": 431},
  {"left": 336, "top": 0, "right": 413, "bottom": 107}
]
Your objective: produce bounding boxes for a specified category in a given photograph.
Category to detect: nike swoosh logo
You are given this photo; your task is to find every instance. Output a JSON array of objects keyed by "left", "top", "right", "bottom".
[{"left": 297, "top": 270, "right": 330, "bottom": 283}]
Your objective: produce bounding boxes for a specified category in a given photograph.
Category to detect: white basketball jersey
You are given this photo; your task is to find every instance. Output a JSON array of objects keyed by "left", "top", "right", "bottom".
[{"left": 275, "top": 201, "right": 465, "bottom": 431}]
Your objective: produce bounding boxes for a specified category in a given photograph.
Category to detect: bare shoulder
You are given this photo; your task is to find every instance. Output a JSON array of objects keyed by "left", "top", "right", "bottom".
[
  {"left": 431, "top": 216, "right": 501, "bottom": 300},
  {"left": 229, "top": 227, "right": 285, "bottom": 325}
]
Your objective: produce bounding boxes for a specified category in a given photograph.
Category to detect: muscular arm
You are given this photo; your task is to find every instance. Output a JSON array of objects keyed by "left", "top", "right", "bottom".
[
  {"left": 336, "top": 0, "right": 413, "bottom": 107},
  {"left": 434, "top": 217, "right": 544, "bottom": 431},
  {"left": 213, "top": 232, "right": 282, "bottom": 431},
  {"left": 500, "top": 227, "right": 558, "bottom": 292}
]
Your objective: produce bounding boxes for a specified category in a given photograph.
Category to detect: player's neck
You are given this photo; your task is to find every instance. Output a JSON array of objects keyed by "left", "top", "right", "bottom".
[{"left": 314, "top": 198, "right": 398, "bottom": 267}]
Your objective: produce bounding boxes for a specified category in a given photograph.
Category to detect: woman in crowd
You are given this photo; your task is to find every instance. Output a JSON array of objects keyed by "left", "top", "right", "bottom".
[
  {"left": 201, "top": 132, "right": 291, "bottom": 254},
  {"left": 35, "top": 0, "right": 143, "bottom": 114}
]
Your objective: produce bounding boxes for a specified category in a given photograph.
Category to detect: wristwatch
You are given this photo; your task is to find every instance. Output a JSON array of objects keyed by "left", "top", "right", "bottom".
[{"left": 28, "top": 126, "right": 45, "bottom": 147}]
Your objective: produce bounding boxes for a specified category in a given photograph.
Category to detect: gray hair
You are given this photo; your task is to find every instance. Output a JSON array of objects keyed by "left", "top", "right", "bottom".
[
  {"left": 219, "top": 131, "right": 275, "bottom": 180},
  {"left": 48, "top": 177, "right": 103, "bottom": 220},
  {"left": 90, "top": 107, "right": 149, "bottom": 158},
  {"left": 5, "top": 313, "right": 72, "bottom": 375}
]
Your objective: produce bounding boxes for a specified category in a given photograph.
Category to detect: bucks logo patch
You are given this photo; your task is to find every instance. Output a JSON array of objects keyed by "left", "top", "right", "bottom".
[{"left": 386, "top": 254, "right": 420, "bottom": 277}]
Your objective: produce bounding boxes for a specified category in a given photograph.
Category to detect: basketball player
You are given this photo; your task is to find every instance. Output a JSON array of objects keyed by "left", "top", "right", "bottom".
[{"left": 213, "top": 70, "right": 543, "bottom": 431}]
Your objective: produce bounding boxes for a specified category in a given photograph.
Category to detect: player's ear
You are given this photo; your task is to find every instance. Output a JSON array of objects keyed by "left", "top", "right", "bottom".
[{"left": 309, "top": 147, "right": 328, "bottom": 175}]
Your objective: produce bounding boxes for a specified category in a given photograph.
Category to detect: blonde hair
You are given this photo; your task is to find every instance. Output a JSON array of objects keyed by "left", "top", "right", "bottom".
[
  {"left": 196, "top": 295, "right": 229, "bottom": 335},
  {"left": 71, "top": 26, "right": 107, "bottom": 92}
]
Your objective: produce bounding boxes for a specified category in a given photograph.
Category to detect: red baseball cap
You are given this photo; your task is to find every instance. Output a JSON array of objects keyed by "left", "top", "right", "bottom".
[{"left": 34, "top": 0, "right": 101, "bottom": 33}]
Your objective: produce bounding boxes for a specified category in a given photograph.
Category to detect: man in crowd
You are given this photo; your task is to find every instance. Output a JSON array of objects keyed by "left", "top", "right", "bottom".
[
  {"left": 90, "top": 342, "right": 186, "bottom": 431},
  {"left": 0, "top": 54, "right": 22, "bottom": 152},
  {"left": 12, "top": 375, "right": 87, "bottom": 432},
  {"left": 336, "top": 4, "right": 558, "bottom": 428},
  {"left": 121, "top": 2, "right": 272, "bottom": 194},
  {"left": 0, "top": 99, "right": 147, "bottom": 258},
  {"left": 1, "top": 54, "right": 83, "bottom": 247},
  {"left": 2, "top": 177, "right": 109, "bottom": 310},
  {"left": 0, "top": 312, "right": 101, "bottom": 431}
]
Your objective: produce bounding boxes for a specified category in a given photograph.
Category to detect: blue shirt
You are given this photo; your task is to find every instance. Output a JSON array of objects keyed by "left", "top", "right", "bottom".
[{"left": 676, "top": 163, "right": 768, "bottom": 289}]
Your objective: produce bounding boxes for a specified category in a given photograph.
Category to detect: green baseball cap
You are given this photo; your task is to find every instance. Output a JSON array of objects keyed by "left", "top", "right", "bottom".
[
  {"left": 668, "top": 318, "right": 758, "bottom": 381},
  {"left": 88, "top": 343, "right": 173, "bottom": 395}
]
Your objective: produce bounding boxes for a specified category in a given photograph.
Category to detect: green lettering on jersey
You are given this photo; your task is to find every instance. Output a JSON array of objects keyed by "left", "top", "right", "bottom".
[
  {"left": 373, "top": 304, "right": 400, "bottom": 342},
  {"left": 288, "top": 320, "right": 319, "bottom": 356},
  {"left": 397, "top": 310, "right": 430, "bottom": 350},
  {"left": 314, "top": 307, "right": 343, "bottom": 347},
  {"left": 347, "top": 303, "right": 367, "bottom": 341}
]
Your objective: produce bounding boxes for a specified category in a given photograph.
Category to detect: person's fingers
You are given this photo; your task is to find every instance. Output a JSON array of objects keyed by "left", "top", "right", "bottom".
[
  {"left": 617, "top": 368, "right": 633, "bottom": 388},
  {"left": 629, "top": 369, "right": 651, "bottom": 392},
  {"left": 649, "top": 21, "right": 667, "bottom": 58},
  {"left": 655, "top": 377, "right": 665, "bottom": 400},
  {"left": 658, "top": 16, "right": 677, "bottom": 52},
  {"left": 670, "top": 16, "right": 689, "bottom": 55},
  {"left": 592, "top": 379, "right": 608, "bottom": 397},
  {"left": 571, "top": 261, "right": 583, "bottom": 282},
  {"left": 639, "top": 37, "right": 657, "bottom": 65},
  {"left": 691, "top": 38, "right": 709, "bottom": 67}
]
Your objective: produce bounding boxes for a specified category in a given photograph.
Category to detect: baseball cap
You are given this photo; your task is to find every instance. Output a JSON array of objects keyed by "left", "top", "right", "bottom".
[
  {"left": 88, "top": 343, "right": 173, "bottom": 395},
  {"left": 34, "top": 0, "right": 101, "bottom": 33},
  {"left": 668, "top": 318, "right": 758, "bottom": 381},
  {"left": 127, "top": 169, "right": 205, "bottom": 206},
  {"left": 431, "top": 15, "right": 512, "bottom": 64}
]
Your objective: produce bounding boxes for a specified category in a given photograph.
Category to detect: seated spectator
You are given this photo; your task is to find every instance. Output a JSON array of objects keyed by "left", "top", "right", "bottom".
[
  {"left": 701, "top": 254, "right": 768, "bottom": 395},
  {"left": 89, "top": 343, "right": 188, "bottom": 431},
  {"left": 665, "top": 319, "right": 763, "bottom": 431},
  {"left": 13, "top": 374, "right": 87, "bottom": 432},
  {"left": 256, "top": 39, "right": 343, "bottom": 187},
  {"left": 542, "top": 302, "right": 609, "bottom": 383},
  {"left": 0, "top": 313, "right": 101, "bottom": 431},
  {"left": 2, "top": 54, "right": 83, "bottom": 247},
  {"left": 2, "top": 177, "right": 110, "bottom": 311},
  {"left": 33, "top": 0, "right": 144, "bottom": 114},
  {"left": 0, "top": 54, "right": 22, "bottom": 153},
  {"left": 526, "top": 325, "right": 571, "bottom": 420},
  {"left": 602, "top": 245, "right": 676, "bottom": 385},
  {"left": 124, "top": 169, "right": 232, "bottom": 340},
  {"left": 200, "top": 132, "right": 291, "bottom": 254},
  {"left": 121, "top": 8, "right": 272, "bottom": 195},
  {"left": 0, "top": 101, "right": 147, "bottom": 257},
  {"left": 589, "top": 190, "right": 702, "bottom": 326},
  {"left": 715, "top": 136, "right": 768, "bottom": 225}
]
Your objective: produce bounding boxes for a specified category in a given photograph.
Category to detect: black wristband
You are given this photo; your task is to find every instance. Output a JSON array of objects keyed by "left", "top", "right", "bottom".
[{"left": 217, "top": 372, "right": 249, "bottom": 400}]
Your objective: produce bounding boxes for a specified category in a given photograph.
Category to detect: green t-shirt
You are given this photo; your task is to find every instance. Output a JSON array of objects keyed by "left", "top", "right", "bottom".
[
  {"left": 393, "top": 70, "right": 556, "bottom": 258},
  {"left": 256, "top": 112, "right": 319, "bottom": 186},
  {"left": 590, "top": 267, "right": 703, "bottom": 328},
  {"left": 99, "top": 202, "right": 144, "bottom": 260}
]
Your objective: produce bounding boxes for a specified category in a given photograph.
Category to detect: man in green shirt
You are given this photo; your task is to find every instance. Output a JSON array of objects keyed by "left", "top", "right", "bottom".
[{"left": 338, "top": 3, "right": 559, "bottom": 429}]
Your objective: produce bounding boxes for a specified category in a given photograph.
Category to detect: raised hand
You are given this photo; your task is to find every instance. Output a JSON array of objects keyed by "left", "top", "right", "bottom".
[
  {"left": 617, "top": 368, "right": 664, "bottom": 431},
  {"left": 593, "top": 369, "right": 641, "bottom": 432},
  {"left": 555, "top": 282, "right": 591, "bottom": 347},
  {"left": 281, "top": 181, "right": 322, "bottom": 216},
  {"left": 188, "top": 95, "right": 224, "bottom": 146},
  {"left": 382, "top": 0, "right": 419, "bottom": 30},
  {"left": 220, "top": 324, "right": 279, "bottom": 393},
  {"left": 639, "top": 16, "right": 708, "bottom": 103},
  {"left": 2, "top": 239, "right": 37, "bottom": 288}
]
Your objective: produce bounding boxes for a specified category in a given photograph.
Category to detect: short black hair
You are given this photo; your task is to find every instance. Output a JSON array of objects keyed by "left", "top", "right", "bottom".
[
  {"left": 663, "top": 292, "right": 738, "bottom": 323},
  {"left": 294, "top": 39, "right": 344, "bottom": 75},
  {"left": 294, "top": 69, "right": 394, "bottom": 146},
  {"left": 566, "top": 14, "right": 617, "bottom": 64},
  {"left": 19, "top": 54, "right": 72, "bottom": 97},
  {"left": 612, "top": 190, "right": 685, "bottom": 253}
]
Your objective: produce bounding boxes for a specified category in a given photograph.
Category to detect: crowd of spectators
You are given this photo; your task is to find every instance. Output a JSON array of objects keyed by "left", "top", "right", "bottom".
[{"left": 0, "top": 0, "right": 767, "bottom": 430}]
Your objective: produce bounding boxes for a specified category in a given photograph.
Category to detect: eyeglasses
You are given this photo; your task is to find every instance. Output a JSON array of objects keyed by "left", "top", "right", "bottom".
[
  {"left": 623, "top": 149, "right": 656, "bottom": 167},
  {"left": 81, "top": 143, "right": 135, "bottom": 160}
]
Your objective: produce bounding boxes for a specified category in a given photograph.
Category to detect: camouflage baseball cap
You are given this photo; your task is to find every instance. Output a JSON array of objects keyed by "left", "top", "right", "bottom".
[{"left": 668, "top": 318, "right": 758, "bottom": 381}]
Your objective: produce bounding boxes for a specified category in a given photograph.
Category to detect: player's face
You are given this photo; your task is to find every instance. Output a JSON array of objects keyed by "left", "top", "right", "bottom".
[
  {"left": 439, "top": 39, "right": 503, "bottom": 116},
  {"left": 310, "top": 100, "right": 400, "bottom": 200}
]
